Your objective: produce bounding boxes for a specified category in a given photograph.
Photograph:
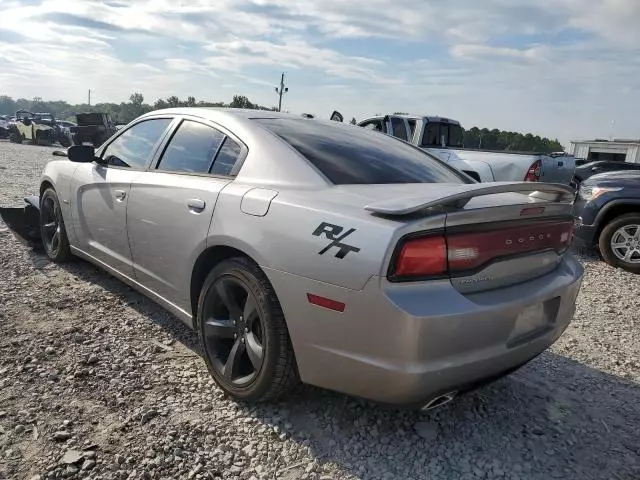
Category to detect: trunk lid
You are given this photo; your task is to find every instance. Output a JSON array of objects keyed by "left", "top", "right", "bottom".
[{"left": 369, "top": 183, "right": 575, "bottom": 293}]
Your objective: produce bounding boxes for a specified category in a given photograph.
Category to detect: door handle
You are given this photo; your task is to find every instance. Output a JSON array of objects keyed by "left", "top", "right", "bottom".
[
  {"left": 114, "top": 189, "right": 126, "bottom": 202},
  {"left": 187, "top": 198, "right": 206, "bottom": 213}
]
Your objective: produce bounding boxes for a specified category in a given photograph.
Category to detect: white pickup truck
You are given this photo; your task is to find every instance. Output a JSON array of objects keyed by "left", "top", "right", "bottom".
[{"left": 333, "top": 113, "right": 576, "bottom": 184}]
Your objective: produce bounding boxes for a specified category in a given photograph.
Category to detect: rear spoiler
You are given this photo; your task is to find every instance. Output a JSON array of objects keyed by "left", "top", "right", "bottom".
[{"left": 364, "top": 182, "right": 575, "bottom": 216}]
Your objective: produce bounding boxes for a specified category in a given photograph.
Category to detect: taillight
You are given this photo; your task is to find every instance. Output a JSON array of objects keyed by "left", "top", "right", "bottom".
[
  {"left": 393, "top": 236, "right": 447, "bottom": 277},
  {"left": 524, "top": 160, "right": 541, "bottom": 182},
  {"left": 389, "top": 220, "right": 574, "bottom": 281}
]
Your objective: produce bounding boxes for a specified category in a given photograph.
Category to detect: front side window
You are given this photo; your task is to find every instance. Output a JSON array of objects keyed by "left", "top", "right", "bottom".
[
  {"left": 255, "top": 118, "right": 468, "bottom": 185},
  {"left": 157, "top": 120, "right": 225, "bottom": 173},
  {"left": 101, "top": 118, "right": 172, "bottom": 169}
]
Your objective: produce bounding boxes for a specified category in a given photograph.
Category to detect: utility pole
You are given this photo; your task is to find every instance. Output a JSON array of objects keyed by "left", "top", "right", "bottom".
[
  {"left": 274, "top": 72, "right": 288, "bottom": 112},
  {"left": 88, "top": 89, "right": 91, "bottom": 107}
]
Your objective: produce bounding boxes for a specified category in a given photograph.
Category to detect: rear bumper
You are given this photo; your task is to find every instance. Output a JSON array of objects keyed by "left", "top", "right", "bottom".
[{"left": 265, "top": 255, "right": 583, "bottom": 407}]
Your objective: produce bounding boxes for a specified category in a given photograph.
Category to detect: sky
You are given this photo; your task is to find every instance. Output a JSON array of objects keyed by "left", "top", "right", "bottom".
[{"left": 0, "top": 0, "right": 639, "bottom": 148}]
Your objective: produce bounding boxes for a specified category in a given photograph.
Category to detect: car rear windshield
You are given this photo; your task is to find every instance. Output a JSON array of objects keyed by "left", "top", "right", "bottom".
[{"left": 254, "top": 118, "right": 468, "bottom": 185}]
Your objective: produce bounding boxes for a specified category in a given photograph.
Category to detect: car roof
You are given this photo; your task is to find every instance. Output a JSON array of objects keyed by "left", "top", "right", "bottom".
[{"left": 135, "top": 108, "right": 349, "bottom": 188}]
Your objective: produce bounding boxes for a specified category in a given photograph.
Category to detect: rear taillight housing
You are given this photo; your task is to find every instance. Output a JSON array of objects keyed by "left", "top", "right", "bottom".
[
  {"left": 524, "top": 160, "right": 541, "bottom": 182},
  {"left": 393, "top": 236, "right": 447, "bottom": 277},
  {"left": 388, "top": 220, "right": 574, "bottom": 281}
]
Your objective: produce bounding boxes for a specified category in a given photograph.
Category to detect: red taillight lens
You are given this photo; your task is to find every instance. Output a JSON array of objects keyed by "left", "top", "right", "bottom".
[
  {"left": 447, "top": 221, "right": 574, "bottom": 272},
  {"left": 524, "top": 160, "right": 541, "bottom": 182},
  {"left": 389, "top": 220, "right": 574, "bottom": 280},
  {"left": 394, "top": 236, "right": 447, "bottom": 277}
]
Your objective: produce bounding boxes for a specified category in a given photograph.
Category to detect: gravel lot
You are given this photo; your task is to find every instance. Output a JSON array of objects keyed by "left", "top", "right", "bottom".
[{"left": 0, "top": 140, "right": 638, "bottom": 480}]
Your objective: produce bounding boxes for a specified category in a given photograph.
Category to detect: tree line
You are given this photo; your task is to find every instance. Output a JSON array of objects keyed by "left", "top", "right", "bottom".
[
  {"left": 463, "top": 127, "right": 563, "bottom": 153},
  {"left": 0, "top": 93, "right": 276, "bottom": 125},
  {"left": 0, "top": 94, "right": 564, "bottom": 152}
]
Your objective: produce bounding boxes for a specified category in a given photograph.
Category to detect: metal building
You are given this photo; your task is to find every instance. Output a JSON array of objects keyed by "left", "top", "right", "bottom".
[{"left": 569, "top": 139, "right": 640, "bottom": 164}]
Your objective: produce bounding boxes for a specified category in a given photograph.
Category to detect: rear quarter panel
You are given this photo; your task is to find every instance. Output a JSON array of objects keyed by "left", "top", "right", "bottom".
[{"left": 207, "top": 183, "right": 403, "bottom": 290}]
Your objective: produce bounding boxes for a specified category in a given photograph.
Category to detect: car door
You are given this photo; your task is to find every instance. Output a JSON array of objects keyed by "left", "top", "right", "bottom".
[
  {"left": 126, "top": 117, "right": 247, "bottom": 312},
  {"left": 70, "top": 117, "right": 174, "bottom": 278}
]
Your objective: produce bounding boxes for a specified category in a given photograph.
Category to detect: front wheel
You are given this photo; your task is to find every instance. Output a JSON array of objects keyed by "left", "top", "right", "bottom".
[
  {"left": 40, "top": 188, "right": 71, "bottom": 263},
  {"left": 9, "top": 131, "right": 22, "bottom": 144},
  {"left": 59, "top": 135, "right": 71, "bottom": 147},
  {"left": 598, "top": 213, "right": 640, "bottom": 274},
  {"left": 197, "top": 257, "right": 299, "bottom": 402}
]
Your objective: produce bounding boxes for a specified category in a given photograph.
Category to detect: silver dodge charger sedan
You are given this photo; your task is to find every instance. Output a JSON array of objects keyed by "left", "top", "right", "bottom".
[{"left": 1, "top": 108, "right": 583, "bottom": 409}]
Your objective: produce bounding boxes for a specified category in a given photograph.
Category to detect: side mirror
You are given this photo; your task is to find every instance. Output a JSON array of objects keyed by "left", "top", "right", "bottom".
[
  {"left": 52, "top": 150, "right": 68, "bottom": 157},
  {"left": 67, "top": 145, "right": 96, "bottom": 163}
]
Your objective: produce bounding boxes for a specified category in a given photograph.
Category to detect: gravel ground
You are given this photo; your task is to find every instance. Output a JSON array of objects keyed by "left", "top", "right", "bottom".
[{"left": 0, "top": 140, "right": 638, "bottom": 480}]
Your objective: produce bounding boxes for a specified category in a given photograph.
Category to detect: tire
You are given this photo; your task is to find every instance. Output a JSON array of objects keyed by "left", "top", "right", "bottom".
[
  {"left": 59, "top": 134, "right": 71, "bottom": 148},
  {"left": 9, "top": 131, "right": 22, "bottom": 144},
  {"left": 197, "top": 257, "right": 299, "bottom": 402},
  {"left": 598, "top": 213, "right": 640, "bottom": 274},
  {"left": 40, "top": 188, "right": 71, "bottom": 263}
]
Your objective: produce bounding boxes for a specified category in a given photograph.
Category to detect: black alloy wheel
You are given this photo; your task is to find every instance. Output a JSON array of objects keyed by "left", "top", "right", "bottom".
[
  {"left": 40, "top": 188, "right": 71, "bottom": 262},
  {"left": 197, "top": 257, "right": 299, "bottom": 401},
  {"left": 203, "top": 276, "right": 265, "bottom": 386}
]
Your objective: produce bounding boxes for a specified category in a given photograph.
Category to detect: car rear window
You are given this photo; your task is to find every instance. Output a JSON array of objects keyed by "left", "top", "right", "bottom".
[{"left": 254, "top": 118, "right": 468, "bottom": 185}]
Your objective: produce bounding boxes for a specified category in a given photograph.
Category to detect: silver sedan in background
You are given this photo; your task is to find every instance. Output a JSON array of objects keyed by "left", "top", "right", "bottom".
[{"left": 2, "top": 108, "right": 583, "bottom": 409}]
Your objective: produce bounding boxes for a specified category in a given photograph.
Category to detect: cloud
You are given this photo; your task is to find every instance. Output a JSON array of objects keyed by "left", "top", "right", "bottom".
[
  {"left": 450, "top": 44, "right": 550, "bottom": 62},
  {"left": 0, "top": 0, "right": 638, "bottom": 146},
  {"left": 202, "top": 37, "right": 396, "bottom": 84}
]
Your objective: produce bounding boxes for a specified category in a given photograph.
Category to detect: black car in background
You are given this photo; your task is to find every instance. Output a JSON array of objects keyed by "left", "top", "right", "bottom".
[
  {"left": 574, "top": 161, "right": 640, "bottom": 184},
  {"left": 574, "top": 171, "right": 640, "bottom": 273}
]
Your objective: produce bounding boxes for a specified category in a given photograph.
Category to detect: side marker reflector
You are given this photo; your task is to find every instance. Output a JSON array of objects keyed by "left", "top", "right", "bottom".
[{"left": 307, "top": 293, "right": 345, "bottom": 312}]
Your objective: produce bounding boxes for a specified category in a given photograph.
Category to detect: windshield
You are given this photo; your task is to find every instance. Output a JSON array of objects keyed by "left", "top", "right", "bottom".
[{"left": 254, "top": 118, "right": 469, "bottom": 185}]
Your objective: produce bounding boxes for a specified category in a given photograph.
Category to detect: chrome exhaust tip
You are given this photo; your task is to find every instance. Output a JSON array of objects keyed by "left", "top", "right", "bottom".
[{"left": 421, "top": 391, "right": 457, "bottom": 411}]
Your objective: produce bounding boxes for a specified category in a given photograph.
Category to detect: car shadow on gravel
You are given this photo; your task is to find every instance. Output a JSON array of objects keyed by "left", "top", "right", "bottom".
[
  {"left": 37, "top": 252, "right": 203, "bottom": 355},
  {"left": 268, "top": 354, "right": 639, "bottom": 479},
  {"left": 25, "top": 249, "right": 640, "bottom": 479}
]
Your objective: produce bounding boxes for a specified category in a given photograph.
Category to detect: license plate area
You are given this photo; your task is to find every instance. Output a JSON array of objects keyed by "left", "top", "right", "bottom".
[{"left": 508, "top": 297, "right": 560, "bottom": 347}]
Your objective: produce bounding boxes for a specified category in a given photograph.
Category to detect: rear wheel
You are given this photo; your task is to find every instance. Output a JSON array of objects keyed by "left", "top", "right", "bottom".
[
  {"left": 598, "top": 213, "right": 640, "bottom": 273},
  {"left": 197, "top": 257, "right": 299, "bottom": 402},
  {"left": 40, "top": 188, "right": 71, "bottom": 263}
]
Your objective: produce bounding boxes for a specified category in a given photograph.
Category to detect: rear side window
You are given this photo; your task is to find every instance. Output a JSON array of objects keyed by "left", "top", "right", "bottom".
[
  {"left": 102, "top": 118, "right": 171, "bottom": 169},
  {"left": 391, "top": 117, "right": 408, "bottom": 140},
  {"left": 157, "top": 120, "right": 225, "bottom": 173},
  {"left": 254, "top": 118, "right": 468, "bottom": 185},
  {"left": 210, "top": 137, "right": 242, "bottom": 176}
]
